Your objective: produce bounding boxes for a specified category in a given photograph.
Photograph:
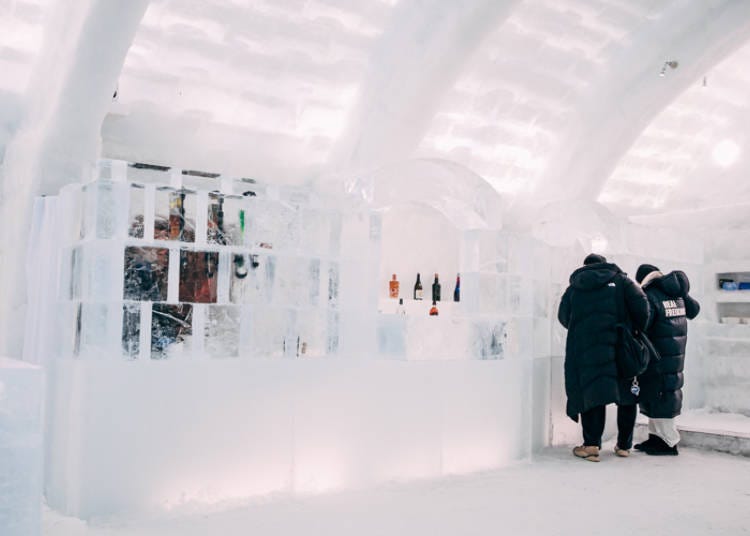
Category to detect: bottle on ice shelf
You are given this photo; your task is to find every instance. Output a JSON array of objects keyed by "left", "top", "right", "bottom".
[
  {"left": 168, "top": 190, "right": 185, "bottom": 240},
  {"left": 453, "top": 273, "right": 460, "bottom": 302},
  {"left": 432, "top": 273, "right": 441, "bottom": 302},
  {"left": 396, "top": 298, "right": 406, "bottom": 317},
  {"left": 414, "top": 273, "right": 423, "bottom": 300},
  {"left": 429, "top": 300, "right": 439, "bottom": 316},
  {"left": 389, "top": 274, "right": 400, "bottom": 298}
]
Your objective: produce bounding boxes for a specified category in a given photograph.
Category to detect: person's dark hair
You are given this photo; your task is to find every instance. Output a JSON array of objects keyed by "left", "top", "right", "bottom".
[
  {"left": 636, "top": 263, "right": 660, "bottom": 284},
  {"left": 583, "top": 253, "right": 606, "bottom": 265}
]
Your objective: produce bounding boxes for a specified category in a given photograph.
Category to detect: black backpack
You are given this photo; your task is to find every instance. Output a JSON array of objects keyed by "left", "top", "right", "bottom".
[{"left": 614, "top": 277, "right": 659, "bottom": 379}]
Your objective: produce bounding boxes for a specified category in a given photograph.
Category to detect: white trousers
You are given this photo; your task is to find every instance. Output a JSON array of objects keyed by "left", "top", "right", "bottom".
[{"left": 648, "top": 418, "right": 680, "bottom": 447}]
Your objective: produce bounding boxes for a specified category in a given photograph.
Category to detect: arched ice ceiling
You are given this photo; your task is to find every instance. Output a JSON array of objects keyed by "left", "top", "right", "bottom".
[
  {"left": 2, "top": 0, "right": 750, "bottom": 218},
  {"left": 601, "top": 37, "right": 750, "bottom": 216}
]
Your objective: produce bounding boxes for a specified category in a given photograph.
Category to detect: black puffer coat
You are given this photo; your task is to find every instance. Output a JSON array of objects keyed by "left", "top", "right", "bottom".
[
  {"left": 638, "top": 271, "right": 700, "bottom": 419},
  {"left": 558, "top": 263, "right": 650, "bottom": 421}
]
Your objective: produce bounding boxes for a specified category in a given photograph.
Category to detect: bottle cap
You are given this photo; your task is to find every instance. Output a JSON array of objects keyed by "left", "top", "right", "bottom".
[
  {"left": 399, "top": 298, "right": 403, "bottom": 304},
  {"left": 392, "top": 274, "right": 397, "bottom": 280}
]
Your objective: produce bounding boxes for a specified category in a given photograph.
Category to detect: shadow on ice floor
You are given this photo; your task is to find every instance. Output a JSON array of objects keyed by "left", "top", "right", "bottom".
[{"left": 44, "top": 445, "right": 750, "bottom": 536}]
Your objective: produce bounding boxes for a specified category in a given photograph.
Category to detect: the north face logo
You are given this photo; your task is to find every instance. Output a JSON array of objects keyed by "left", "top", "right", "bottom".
[{"left": 608, "top": 282, "right": 616, "bottom": 287}]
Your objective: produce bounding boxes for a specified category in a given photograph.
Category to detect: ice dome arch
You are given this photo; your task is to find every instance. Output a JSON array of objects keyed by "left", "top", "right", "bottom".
[
  {"left": 363, "top": 158, "right": 505, "bottom": 231},
  {"left": 0, "top": 0, "right": 750, "bottom": 206},
  {"left": 602, "top": 34, "right": 750, "bottom": 221}
]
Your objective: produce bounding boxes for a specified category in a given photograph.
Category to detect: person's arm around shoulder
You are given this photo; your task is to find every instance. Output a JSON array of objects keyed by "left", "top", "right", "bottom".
[
  {"left": 623, "top": 276, "right": 650, "bottom": 331},
  {"left": 558, "top": 287, "right": 572, "bottom": 329}
]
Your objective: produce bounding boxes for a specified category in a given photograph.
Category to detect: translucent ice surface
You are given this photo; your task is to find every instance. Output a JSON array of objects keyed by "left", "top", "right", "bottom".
[{"left": 0, "top": 359, "right": 43, "bottom": 536}]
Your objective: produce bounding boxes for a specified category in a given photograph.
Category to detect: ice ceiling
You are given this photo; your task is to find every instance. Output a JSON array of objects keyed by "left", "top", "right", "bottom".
[{"left": 2, "top": 0, "right": 750, "bottom": 218}]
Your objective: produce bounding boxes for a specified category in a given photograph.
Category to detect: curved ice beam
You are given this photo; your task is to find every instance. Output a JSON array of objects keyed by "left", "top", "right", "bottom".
[
  {"left": 364, "top": 157, "right": 505, "bottom": 230},
  {"left": 0, "top": 0, "right": 150, "bottom": 357},
  {"left": 331, "top": 0, "right": 521, "bottom": 175},
  {"left": 527, "top": 0, "right": 750, "bottom": 205}
]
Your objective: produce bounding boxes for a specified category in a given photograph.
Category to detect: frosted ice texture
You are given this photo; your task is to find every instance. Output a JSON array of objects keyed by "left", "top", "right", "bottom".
[
  {"left": 44, "top": 173, "right": 366, "bottom": 361},
  {"left": 205, "top": 306, "right": 240, "bottom": 358},
  {"left": 0, "top": 359, "right": 43, "bottom": 536},
  {"left": 45, "top": 357, "right": 535, "bottom": 518}
]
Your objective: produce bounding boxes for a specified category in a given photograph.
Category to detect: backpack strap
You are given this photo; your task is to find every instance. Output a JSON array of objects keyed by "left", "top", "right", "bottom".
[{"left": 614, "top": 274, "right": 628, "bottom": 327}]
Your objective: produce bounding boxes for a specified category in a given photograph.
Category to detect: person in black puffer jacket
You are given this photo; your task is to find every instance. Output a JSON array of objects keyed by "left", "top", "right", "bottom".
[
  {"left": 634, "top": 264, "right": 700, "bottom": 456},
  {"left": 558, "top": 254, "right": 650, "bottom": 462}
]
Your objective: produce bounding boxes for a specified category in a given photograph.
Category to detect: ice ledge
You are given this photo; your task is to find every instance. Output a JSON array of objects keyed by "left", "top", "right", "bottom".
[
  {"left": 636, "top": 409, "right": 750, "bottom": 456},
  {"left": 0, "top": 357, "right": 39, "bottom": 369}
]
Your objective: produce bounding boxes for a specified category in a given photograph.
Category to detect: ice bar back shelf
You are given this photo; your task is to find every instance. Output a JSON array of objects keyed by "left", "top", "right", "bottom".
[{"left": 51, "top": 160, "right": 380, "bottom": 361}]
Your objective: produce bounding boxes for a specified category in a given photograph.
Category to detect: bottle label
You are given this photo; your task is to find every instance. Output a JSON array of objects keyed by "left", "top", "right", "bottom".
[
  {"left": 389, "top": 282, "right": 399, "bottom": 298},
  {"left": 415, "top": 289, "right": 423, "bottom": 300}
]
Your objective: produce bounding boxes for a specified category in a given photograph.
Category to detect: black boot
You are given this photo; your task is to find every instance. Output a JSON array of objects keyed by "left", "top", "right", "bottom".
[
  {"left": 634, "top": 434, "right": 659, "bottom": 451},
  {"left": 643, "top": 435, "right": 679, "bottom": 456}
]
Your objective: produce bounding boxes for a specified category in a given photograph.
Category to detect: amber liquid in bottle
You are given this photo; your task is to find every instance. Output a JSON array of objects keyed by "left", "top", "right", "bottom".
[{"left": 389, "top": 274, "right": 400, "bottom": 298}]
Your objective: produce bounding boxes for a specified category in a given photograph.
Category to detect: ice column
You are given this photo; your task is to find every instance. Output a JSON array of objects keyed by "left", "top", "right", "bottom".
[{"left": 0, "top": 358, "right": 43, "bottom": 536}]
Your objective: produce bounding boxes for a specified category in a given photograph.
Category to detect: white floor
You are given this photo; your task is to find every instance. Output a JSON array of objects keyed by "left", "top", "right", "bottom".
[{"left": 45, "top": 444, "right": 750, "bottom": 536}]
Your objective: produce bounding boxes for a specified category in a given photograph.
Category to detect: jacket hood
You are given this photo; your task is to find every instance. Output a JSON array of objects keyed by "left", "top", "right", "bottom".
[
  {"left": 646, "top": 270, "right": 690, "bottom": 297},
  {"left": 569, "top": 262, "right": 621, "bottom": 290}
]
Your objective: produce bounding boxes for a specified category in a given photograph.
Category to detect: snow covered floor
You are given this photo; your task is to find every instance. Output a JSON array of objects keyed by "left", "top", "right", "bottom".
[{"left": 44, "top": 444, "right": 750, "bottom": 536}]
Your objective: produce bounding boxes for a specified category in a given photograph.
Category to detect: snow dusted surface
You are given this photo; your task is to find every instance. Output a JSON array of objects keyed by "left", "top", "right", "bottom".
[{"left": 44, "top": 445, "right": 750, "bottom": 536}]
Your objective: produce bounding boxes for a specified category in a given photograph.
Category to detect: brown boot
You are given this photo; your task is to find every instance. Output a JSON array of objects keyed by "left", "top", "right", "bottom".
[
  {"left": 614, "top": 445, "right": 630, "bottom": 457},
  {"left": 573, "top": 445, "right": 600, "bottom": 462}
]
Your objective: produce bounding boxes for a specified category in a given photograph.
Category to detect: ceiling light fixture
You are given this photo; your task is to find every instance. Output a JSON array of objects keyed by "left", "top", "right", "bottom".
[
  {"left": 659, "top": 60, "right": 679, "bottom": 77},
  {"left": 712, "top": 139, "right": 740, "bottom": 168}
]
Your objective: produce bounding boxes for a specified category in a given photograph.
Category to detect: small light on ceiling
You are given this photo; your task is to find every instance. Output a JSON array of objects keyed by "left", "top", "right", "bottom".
[
  {"left": 659, "top": 60, "right": 679, "bottom": 77},
  {"left": 712, "top": 139, "right": 740, "bottom": 168}
]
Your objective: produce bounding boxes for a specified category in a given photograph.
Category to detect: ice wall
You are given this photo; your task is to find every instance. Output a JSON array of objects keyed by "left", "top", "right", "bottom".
[
  {"left": 46, "top": 358, "right": 532, "bottom": 518},
  {"left": 697, "top": 230, "right": 750, "bottom": 416},
  {"left": 0, "top": 358, "right": 43, "bottom": 536}
]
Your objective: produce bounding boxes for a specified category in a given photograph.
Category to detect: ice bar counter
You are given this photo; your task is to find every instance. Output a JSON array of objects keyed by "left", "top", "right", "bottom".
[{"left": 27, "top": 161, "right": 553, "bottom": 518}]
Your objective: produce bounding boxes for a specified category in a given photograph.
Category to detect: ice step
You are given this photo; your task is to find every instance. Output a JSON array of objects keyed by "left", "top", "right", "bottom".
[{"left": 635, "top": 410, "right": 750, "bottom": 457}]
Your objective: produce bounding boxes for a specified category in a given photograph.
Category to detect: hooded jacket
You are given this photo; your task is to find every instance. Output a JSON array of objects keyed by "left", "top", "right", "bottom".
[
  {"left": 638, "top": 270, "right": 700, "bottom": 418},
  {"left": 558, "top": 263, "right": 650, "bottom": 421}
]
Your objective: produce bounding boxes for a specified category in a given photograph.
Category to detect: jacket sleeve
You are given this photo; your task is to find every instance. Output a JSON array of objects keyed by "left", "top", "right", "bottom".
[
  {"left": 684, "top": 294, "right": 700, "bottom": 320},
  {"left": 623, "top": 276, "right": 650, "bottom": 331},
  {"left": 558, "top": 287, "right": 571, "bottom": 329}
]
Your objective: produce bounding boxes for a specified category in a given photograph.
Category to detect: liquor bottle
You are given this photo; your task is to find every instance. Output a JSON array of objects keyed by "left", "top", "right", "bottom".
[
  {"left": 432, "top": 273, "right": 441, "bottom": 302},
  {"left": 389, "top": 274, "right": 400, "bottom": 298},
  {"left": 429, "top": 300, "right": 439, "bottom": 316},
  {"left": 453, "top": 273, "right": 461, "bottom": 302},
  {"left": 396, "top": 298, "right": 406, "bottom": 316},
  {"left": 168, "top": 190, "right": 185, "bottom": 240},
  {"left": 414, "top": 273, "right": 423, "bottom": 300}
]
